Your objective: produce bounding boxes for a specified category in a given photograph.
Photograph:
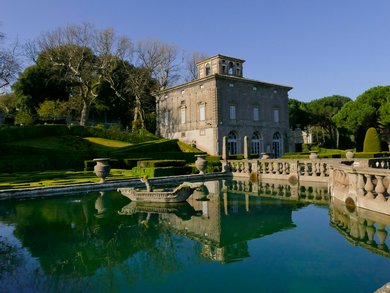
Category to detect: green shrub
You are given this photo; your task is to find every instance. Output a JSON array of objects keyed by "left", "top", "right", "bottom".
[
  {"left": 137, "top": 160, "right": 187, "bottom": 168},
  {"left": 363, "top": 127, "right": 381, "bottom": 152},
  {"left": 354, "top": 152, "right": 390, "bottom": 158},
  {"left": 131, "top": 166, "right": 193, "bottom": 178}
]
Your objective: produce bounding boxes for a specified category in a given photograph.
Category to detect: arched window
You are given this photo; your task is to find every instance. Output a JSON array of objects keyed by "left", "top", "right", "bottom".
[
  {"left": 228, "top": 131, "right": 238, "bottom": 155},
  {"left": 228, "top": 62, "right": 234, "bottom": 75},
  {"left": 205, "top": 63, "right": 211, "bottom": 76},
  {"left": 251, "top": 132, "right": 263, "bottom": 155},
  {"left": 272, "top": 132, "right": 282, "bottom": 158}
]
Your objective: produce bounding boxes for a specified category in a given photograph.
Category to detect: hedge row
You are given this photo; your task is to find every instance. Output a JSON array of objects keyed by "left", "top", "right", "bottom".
[
  {"left": 0, "top": 125, "right": 158, "bottom": 143},
  {"left": 0, "top": 154, "right": 87, "bottom": 173},
  {"left": 131, "top": 166, "right": 193, "bottom": 178},
  {"left": 137, "top": 160, "right": 187, "bottom": 168}
]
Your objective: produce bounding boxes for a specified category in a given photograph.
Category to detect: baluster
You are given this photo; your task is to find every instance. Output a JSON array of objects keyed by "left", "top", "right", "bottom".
[
  {"left": 357, "top": 173, "right": 365, "bottom": 197},
  {"left": 375, "top": 175, "right": 386, "bottom": 201},
  {"left": 281, "top": 162, "right": 286, "bottom": 175},
  {"left": 366, "top": 220, "right": 376, "bottom": 244},
  {"left": 313, "top": 162, "right": 317, "bottom": 176},
  {"left": 376, "top": 223, "right": 387, "bottom": 249},
  {"left": 364, "top": 175, "right": 375, "bottom": 199},
  {"left": 358, "top": 218, "right": 367, "bottom": 240},
  {"left": 320, "top": 162, "right": 325, "bottom": 177},
  {"left": 304, "top": 162, "right": 310, "bottom": 176}
]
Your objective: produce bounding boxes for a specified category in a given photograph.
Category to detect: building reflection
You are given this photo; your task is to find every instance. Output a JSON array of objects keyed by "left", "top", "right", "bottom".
[
  {"left": 128, "top": 180, "right": 304, "bottom": 263},
  {"left": 329, "top": 197, "right": 390, "bottom": 258}
]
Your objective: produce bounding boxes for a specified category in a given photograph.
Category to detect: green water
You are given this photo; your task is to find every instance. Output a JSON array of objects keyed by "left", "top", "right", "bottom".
[{"left": 1, "top": 179, "right": 390, "bottom": 292}]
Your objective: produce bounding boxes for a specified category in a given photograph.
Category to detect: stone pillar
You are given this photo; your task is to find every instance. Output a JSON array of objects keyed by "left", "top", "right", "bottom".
[
  {"left": 222, "top": 136, "right": 228, "bottom": 160},
  {"left": 243, "top": 136, "right": 249, "bottom": 159}
]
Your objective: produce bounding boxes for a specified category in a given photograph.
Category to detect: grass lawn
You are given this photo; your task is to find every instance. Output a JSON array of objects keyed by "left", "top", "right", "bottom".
[
  {"left": 0, "top": 169, "right": 136, "bottom": 190},
  {"left": 83, "top": 137, "right": 133, "bottom": 148}
]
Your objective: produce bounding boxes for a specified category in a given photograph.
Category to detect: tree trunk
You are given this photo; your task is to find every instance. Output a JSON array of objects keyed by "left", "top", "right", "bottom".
[
  {"left": 80, "top": 100, "right": 90, "bottom": 126},
  {"left": 132, "top": 96, "right": 146, "bottom": 130}
]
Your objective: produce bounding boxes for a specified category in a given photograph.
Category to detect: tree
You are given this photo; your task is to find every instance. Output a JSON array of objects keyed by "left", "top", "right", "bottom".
[
  {"left": 184, "top": 51, "right": 208, "bottom": 82},
  {"left": 36, "top": 100, "right": 68, "bottom": 120},
  {"left": 136, "top": 39, "right": 180, "bottom": 90},
  {"left": 29, "top": 23, "right": 133, "bottom": 126},
  {"left": 12, "top": 61, "right": 71, "bottom": 112},
  {"left": 0, "top": 31, "right": 20, "bottom": 90},
  {"left": 333, "top": 86, "right": 390, "bottom": 149},
  {"left": 306, "top": 95, "right": 351, "bottom": 148},
  {"left": 0, "top": 92, "right": 17, "bottom": 116},
  {"left": 288, "top": 98, "right": 310, "bottom": 129},
  {"left": 363, "top": 127, "right": 381, "bottom": 152}
]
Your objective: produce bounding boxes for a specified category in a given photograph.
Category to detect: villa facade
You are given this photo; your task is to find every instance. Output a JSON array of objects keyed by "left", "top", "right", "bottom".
[{"left": 156, "top": 54, "right": 293, "bottom": 157}]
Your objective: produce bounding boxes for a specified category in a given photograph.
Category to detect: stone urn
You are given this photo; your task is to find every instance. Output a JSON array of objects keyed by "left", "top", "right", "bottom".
[
  {"left": 93, "top": 158, "right": 111, "bottom": 183},
  {"left": 195, "top": 154, "right": 208, "bottom": 174},
  {"left": 345, "top": 149, "right": 354, "bottom": 159},
  {"left": 309, "top": 151, "right": 319, "bottom": 160},
  {"left": 261, "top": 152, "right": 270, "bottom": 159},
  {"left": 95, "top": 191, "right": 110, "bottom": 218}
]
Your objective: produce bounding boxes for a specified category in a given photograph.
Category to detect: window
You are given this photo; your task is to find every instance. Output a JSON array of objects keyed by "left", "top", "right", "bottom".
[
  {"left": 199, "top": 104, "right": 206, "bottom": 121},
  {"left": 253, "top": 86, "right": 257, "bottom": 91},
  {"left": 164, "top": 111, "right": 169, "bottom": 126},
  {"left": 236, "top": 68, "right": 240, "bottom": 76},
  {"left": 222, "top": 65, "right": 226, "bottom": 74},
  {"left": 229, "top": 83, "right": 234, "bottom": 87},
  {"left": 229, "top": 105, "right": 236, "bottom": 120},
  {"left": 228, "top": 62, "right": 234, "bottom": 75},
  {"left": 180, "top": 107, "right": 186, "bottom": 124},
  {"left": 251, "top": 132, "right": 263, "bottom": 155},
  {"left": 253, "top": 107, "right": 259, "bottom": 121},
  {"left": 273, "top": 132, "right": 282, "bottom": 158},
  {"left": 228, "top": 131, "right": 238, "bottom": 155},
  {"left": 273, "top": 109, "right": 280, "bottom": 123},
  {"left": 205, "top": 63, "right": 211, "bottom": 76}
]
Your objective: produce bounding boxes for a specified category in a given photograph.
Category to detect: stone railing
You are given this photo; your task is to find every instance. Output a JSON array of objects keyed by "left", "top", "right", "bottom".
[
  {"left": 329, "top": 163, "right": 390, "bottom": 215},
  {"left": 226, "top": 158, "right": 344, "bottom": 183}
]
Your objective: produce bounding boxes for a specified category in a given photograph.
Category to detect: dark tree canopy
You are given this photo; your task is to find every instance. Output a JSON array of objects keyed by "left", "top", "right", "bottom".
[{"left": 333, "top": 86, "right": 390, "bottom": 148}]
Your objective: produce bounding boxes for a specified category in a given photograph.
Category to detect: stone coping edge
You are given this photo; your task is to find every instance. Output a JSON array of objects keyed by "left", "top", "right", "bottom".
[{"left": 0, "top": 172, "right": 232, "bottom": 201}]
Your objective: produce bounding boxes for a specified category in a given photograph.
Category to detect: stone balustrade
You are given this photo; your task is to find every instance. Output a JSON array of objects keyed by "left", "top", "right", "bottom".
[
  {"left": 227, "top": 158, "right": 339, "bottom": 183},
  {"left": 329, "top": 163, "right": 390, "bottom": 215}
]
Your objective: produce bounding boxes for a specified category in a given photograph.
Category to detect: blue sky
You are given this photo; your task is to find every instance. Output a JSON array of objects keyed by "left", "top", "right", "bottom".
[{"left": 2, "top": 0, "right": 390, "bottom": 102}]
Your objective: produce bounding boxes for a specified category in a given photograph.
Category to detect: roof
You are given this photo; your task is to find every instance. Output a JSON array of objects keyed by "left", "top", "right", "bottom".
[
  {"left": 159, "top": 74, "right": 293, "bottom": 94},
  {"left": 196, "top": 54, "right": 246, "bottom": 65}
]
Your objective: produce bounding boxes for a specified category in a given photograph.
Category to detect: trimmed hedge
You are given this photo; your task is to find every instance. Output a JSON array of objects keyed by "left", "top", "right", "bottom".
[
  {"left": 137, "top": 160, "right": 187, "bottom": 168},
  {"left": 363, "top": 127, "right": 381, "bottom": 152},
  {"left": 0, "top": 125, "right": 159, "bottom": 143},
  {"left": 131, "top": 166, "right": 193, "bottom": 178},
  {"left": 0, "top": 154, "right": 86, "bottom": 173}
]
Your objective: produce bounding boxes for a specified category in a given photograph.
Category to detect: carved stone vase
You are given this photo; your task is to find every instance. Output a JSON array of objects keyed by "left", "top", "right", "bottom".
[
  {"left": 345, "top": 149, "right": 354, "bottom": 159},
  {"left": 93, "top": 158, "right": 111, "bottom": 183},
  {"left": 309, "top": 151, "right": 319, "bottom": 160},
  {"left": 195, "top": 154, "right": 208, "bottom": 174},
  {"left": 261, "top": 152, "right": 270, "bottom": 159}
]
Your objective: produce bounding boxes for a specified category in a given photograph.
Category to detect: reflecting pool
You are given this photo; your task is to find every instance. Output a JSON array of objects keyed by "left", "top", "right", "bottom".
[{"left": 1, "top": 179, "right": 390, "bottom": 292}]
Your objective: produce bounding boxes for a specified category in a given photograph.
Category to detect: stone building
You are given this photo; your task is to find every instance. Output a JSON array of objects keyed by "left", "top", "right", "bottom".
[{"left": 156, "top": 54, "right": 293, "bottom": 157}]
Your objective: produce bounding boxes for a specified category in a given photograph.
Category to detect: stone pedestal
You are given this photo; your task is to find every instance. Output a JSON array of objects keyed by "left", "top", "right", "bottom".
[{"left": 243, "top": 136, "right": 249, "bottom": 159}]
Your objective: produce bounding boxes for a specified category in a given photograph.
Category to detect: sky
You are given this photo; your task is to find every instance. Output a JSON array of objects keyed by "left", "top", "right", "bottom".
[{"left": 2, "top": 0, "right": 390, "bottom": 102}]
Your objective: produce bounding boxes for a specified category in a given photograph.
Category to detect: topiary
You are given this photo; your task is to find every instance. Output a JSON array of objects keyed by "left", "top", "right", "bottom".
[{"left": 363, "top": 127, "right": 381, "bottom": 152}]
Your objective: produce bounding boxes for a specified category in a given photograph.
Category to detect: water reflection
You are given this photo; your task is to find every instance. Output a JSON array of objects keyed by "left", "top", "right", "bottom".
[
  {"left": 329, "top": 197, "right": 390, "bottom": 257},
  {"left": 6, "top": 180, "right": 377, "bottom": 281}
]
